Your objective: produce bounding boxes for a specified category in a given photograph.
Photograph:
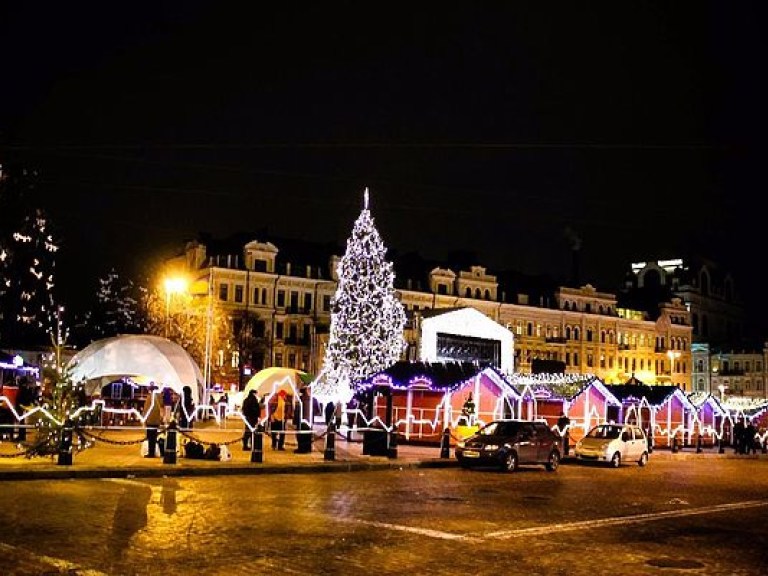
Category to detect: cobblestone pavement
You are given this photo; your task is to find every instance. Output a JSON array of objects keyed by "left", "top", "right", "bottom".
[{"left": 0, "top": 420, "right": 764, "bottom": 481}]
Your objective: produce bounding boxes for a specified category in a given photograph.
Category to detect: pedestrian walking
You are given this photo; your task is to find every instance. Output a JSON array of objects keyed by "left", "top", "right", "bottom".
[
  {"left": 241, "top": 390, "right": 261, "bottom": 450},
  {"left": 143, "top": 385, "right": 164, "bottom": 458}
]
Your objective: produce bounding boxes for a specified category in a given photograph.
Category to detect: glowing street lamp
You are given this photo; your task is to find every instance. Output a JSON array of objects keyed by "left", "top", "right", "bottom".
[
  {"left": 717, "top": 384, "right": 728, "bottom": 402},
  {"left": 163, "top": 277, "right": 188, "bottom": 338},
  {"left": 667, "top": 350, "right": 680, "bottom": 378}
]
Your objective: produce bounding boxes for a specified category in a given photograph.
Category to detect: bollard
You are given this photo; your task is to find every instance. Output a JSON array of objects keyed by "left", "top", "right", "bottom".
[
  {"left": 295, "top": 423, "right": 312, "bottom": 454},
  {"left": 387, "top": 428, "right": 398, "bottom": 459},
  {"left": 696, "top": 434, "right": 703, "bottom": 453},
  {"left": 718, "top": 436, "right": 725, "bottom": 454},
  {"left": 57, "top": 419, "right": 74, "bottom": 466},
  {"left": 324, "top": 422, "right": 336, "bottom": 461},
  {"left": 163, "top": 421, "right": 178, "bottom": 465},
  {"left": 671, "top": 437, "right": 679, "bottom": 453},
  {"left": 439, "top": 427, "right": 451, "bottom": 459},
  {"left": 251, "top": 429, "right": 263, "bottom": 463},
  {"left": 647, "top": 434, "right": 653, "bottom": 454}
]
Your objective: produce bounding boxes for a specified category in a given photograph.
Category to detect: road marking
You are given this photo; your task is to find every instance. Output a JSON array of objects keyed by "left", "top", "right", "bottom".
[
  {"left": 346, "top": 519, "right": 483, "bottom": 542},
  {"left": 484, "top": 500, "right": 768, "bottom": 539},
  {"left": 0, "top": 542, "right": 109, "bottom": 576}
]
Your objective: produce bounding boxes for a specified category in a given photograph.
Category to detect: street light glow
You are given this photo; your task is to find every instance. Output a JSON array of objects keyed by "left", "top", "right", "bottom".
[
  {"left": 163, "top": 276, "right": 188, "bottom": 338},
  {"left": 164, "top": 277, "right": 188, "bottom": 295}
]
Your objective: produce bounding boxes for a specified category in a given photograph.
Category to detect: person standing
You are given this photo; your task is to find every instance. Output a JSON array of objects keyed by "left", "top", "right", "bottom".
[
  {"left": 162, "top": 386, "right": 173, "bottom": 424},
  {"left": 295, "top": 387, "right": 313, "bottom": 453},
  {"left": 270, "top": 390, "right": 288, "bottom": 450},
  {"left": 557, "top": 412, "right": 571, "bottom": 456},
  {"left": 241, "top": 390, "right": 261, "bottom": 450},
  {"left": 733, "top": 418, "right": 745, "bottom": 454},
  {"left": 143, "top": 385, "right": 164, "bottom": 458},
  {"left": 745, "top": 419, "right": 757, "bottom": 455},
  {"left": 176, "top": 385, "right": 195, "bottom": 429},
  {"left": 461, "top": 393, "right": 476, "bottom": 425}
]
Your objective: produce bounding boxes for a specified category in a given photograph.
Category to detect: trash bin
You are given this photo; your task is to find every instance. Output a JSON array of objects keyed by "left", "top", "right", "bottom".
[{"left": 363, "top": 429, "right": 388, "bottom": 456}]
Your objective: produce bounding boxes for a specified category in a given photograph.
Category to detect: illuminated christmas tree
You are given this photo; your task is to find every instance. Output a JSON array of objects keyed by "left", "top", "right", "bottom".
[
  {"left": 26, "top": 366, "right": 90, "bottom": 458},
  {"left": 314, "top": 188, "right": 406, "bottom": 403}
]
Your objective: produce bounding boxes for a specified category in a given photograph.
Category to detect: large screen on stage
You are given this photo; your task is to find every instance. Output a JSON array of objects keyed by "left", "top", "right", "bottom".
[{"left": 435, "top": 332, "right": 501, "bottom": 367}]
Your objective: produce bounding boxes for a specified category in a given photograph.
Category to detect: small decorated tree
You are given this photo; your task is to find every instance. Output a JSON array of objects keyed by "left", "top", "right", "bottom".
[
  {"left": 26, "top": 366, "right": 90, "bottom": 458},
  {"left": 313, "top": 189, "right": 406, "bottom": 404}
]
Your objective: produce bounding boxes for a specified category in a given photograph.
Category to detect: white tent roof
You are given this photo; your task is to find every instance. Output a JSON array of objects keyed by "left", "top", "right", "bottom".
[
  {"left": 66, "top": 334, "right": 203, "bottom": 403},
  {"left": 242, "top": 367, "right": 308, "bottom": 399}
]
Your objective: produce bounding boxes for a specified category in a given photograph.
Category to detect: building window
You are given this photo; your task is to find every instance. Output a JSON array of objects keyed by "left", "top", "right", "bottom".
[
  {"left": 234, "top": 285, "right": 244, "bottom": 303},
  {"left": 323, "top": 295, "right": 331, "bottom": 312},
  {"left": 276, "top": 322, "right": 284, "bottom": 339},
  {"left": 275, "top": 353, "right": 283, "bottom": 367},
  {"left": 304, "top": 293, "right": 312, "bottom": 311},
  {"left": 437, "top": 283, "right": 447, "bottom": 295},
  {"left": 231, "top": 350, "right": 239, "bottom": 369},
  {"left": 218, "top": 283, "right": 229, "bottom": 301}
]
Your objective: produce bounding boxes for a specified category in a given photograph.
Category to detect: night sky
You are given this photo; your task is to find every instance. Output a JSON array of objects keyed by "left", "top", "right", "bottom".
[{"left": 2, "top": 3, "right": 767, "bottom": 329}]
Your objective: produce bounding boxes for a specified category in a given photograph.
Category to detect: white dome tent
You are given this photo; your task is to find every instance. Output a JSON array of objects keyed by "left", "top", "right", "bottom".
[
  {"left": 66, "top": 334, "right": 204, "bottom": 404},
  {"left": 242, "top": 367, "right": 309, "bottom": 399}
]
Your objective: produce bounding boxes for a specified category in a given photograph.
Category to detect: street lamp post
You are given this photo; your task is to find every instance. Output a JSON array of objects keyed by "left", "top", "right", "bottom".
[
  {"left": 202, "top": 268, "right": 213, "bottom": 406},
  {"left": 163, "top": 277, "right": 188, "bottom": 338}
]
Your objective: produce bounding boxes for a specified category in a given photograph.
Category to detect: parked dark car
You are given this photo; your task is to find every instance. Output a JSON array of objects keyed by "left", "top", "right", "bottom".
[{"left": 455, "top": 419, "right": 561, "bottom": 472}]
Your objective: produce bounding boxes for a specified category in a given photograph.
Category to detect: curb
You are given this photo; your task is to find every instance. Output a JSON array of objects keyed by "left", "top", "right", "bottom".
[{"left": 0, "top": 457, "right": 458, "bottom": 481}]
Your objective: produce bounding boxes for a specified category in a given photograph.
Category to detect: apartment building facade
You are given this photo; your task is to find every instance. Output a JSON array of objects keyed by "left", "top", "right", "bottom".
[{"left": 169, "top": 237, "right": 694, "bottom": 392}]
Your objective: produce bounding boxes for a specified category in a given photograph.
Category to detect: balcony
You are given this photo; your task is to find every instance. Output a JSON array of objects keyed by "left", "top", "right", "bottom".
[{"left": 545, "top": 336, "right": 567, "bottom": 344}]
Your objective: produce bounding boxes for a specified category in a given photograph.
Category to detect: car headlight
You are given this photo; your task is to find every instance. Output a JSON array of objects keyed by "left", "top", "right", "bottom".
[
  {"left": 457, "top": 441, "right": 465, "bottom": 449},
  {"left": 484, "top": 444, "right": 499, "bottom": 451}
]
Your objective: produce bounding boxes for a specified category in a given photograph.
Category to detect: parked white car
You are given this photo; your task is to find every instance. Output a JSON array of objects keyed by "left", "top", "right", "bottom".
[{"left": 575, "top": 423, "right": 649, "bottom": 467}]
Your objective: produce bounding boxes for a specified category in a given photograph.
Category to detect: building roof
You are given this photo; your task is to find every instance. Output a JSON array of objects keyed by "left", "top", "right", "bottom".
[
  {"left": 605, "top": 381, "right": 681, "bottom": 406},
  {"left": 361, "top": 360, "right": 499, "bottom": 390}
]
